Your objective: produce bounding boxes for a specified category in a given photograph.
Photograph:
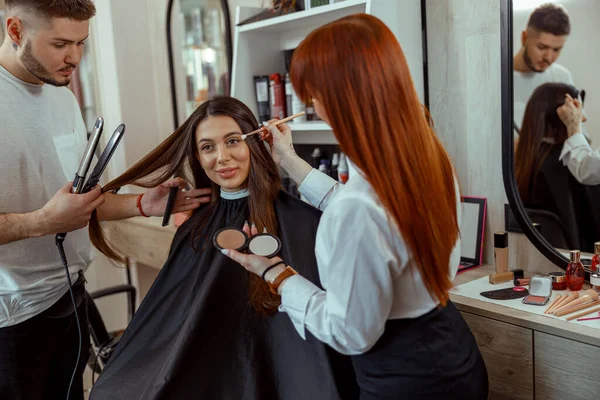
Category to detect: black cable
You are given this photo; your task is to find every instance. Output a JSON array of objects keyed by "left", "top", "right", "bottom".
[
  {"left": 55, "top": 235, "right": 82, "bottom": 400},
  {"left": 91, "top": 341, "right": 109, "bottom": 387}
]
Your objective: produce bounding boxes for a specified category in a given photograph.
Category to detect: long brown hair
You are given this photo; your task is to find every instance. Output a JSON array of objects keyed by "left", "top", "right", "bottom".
[
  {"left": 290, "top": 13, "right": 458, "bottom": 306},
  {"left": 515, "top": 82, "right": 580, "bottom": 204},
  {"left": 90, "top": 96, "right": 282, "bottom": 315}
]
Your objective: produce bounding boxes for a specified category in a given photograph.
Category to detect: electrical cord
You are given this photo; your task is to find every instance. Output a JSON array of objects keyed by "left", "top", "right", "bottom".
[
  {"left": 91, "top": 341, "right": 110, "bottom": 386},
  {"left": 55, "top": 234, "right": 82, "bottom": 400}
]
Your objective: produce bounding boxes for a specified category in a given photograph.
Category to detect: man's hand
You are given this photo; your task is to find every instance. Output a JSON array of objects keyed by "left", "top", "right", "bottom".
[
  {"left": 140, "top": 178, "right": 212, "bottom": 217},
  {"left": 39, "top": 181, "right": 105, "bottom": 235}
]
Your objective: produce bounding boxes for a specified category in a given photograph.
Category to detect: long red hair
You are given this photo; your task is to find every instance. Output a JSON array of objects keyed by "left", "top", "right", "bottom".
[{"left": 291, "top": 13, "right": 458, "bottom": 305}]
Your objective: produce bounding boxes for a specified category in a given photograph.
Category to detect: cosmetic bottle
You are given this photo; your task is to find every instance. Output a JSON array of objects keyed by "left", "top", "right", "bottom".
[
  {"left": 331, "top": 153, "right": 339, "bottom": 179},
  {"left": 305, "top": 98, "right": 316, "bottom": 121},
  {"left": 590, "top": 273, "right": 600, "bottom": 296},
  {"left": 494, "top": 232, "right": 508, "bottom": 273},
  {"left": 311, "top": 148, "right": 321, "bottom": 169},
  {"left": 591, "top": 242, "right": 600, "bottom": 272},
  {"left": 566, "top": 250, "right": 585, "bottom": 291},
  {"left": 269, "top": 73, "right": 285, "bottom": 119},
  {"left": 291, "top": 89, "right": 306, "bottom": 123},
  {"left": 253, "top": 75, "right": 270, "bottom": 123},
  {"left": 337, "top": 153, "right": 349, "bottom": 184},
  {"left": 285, "top": 73, "right": 293, "bottom": 120},
  {"left": 318, "top": 160, "right": 330, "bottom": 176}
]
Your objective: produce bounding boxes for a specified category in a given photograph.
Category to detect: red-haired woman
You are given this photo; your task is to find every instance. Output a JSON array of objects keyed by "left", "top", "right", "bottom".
[{"left": 222, "top": 14, "right": 488, "bottom": 399}]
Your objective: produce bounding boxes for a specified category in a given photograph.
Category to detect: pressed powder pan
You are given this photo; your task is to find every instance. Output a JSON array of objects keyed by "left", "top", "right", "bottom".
[
  {"left": 213, "top": 227, "right": 248, "bottom": 252},
  {"left": 213, "top": 227, "right": 282, "bottom": 258},
  {"left": 247, "top": 234, "right": 281, "bottom": 258}
]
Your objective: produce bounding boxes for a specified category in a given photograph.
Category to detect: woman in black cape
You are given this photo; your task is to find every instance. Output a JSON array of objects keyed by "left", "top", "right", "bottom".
[{"left": 89, "top": 97, "right": 358, "bottom": 400}]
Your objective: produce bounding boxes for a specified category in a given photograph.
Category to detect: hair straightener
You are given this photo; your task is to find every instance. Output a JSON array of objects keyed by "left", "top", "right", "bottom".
[{"left": 54, "top": 118, "right": 126, "bottom": 400}]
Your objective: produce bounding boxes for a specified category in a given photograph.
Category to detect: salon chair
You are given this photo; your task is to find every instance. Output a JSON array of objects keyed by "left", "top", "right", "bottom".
[
  {"left": 526, "top": 208, "right": 573, "bottom": 250},
  {"left": 86, "top": 283, "right": 136, "bottom": 376}
]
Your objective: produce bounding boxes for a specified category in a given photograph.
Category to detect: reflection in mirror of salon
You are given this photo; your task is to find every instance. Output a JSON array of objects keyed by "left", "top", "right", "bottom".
[{"left": 513, "top": 1, "right": 600, "bottom": 254}]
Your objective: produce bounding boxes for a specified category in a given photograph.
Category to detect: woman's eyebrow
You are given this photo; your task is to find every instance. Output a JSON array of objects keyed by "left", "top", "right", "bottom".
[{"left": 197, "top": 131, "right": 242, "bottom": 144}]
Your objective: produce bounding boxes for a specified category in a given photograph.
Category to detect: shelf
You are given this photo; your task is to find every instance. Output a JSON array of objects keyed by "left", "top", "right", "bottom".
[
  {"left": 289, "top": 121, "right": 331, "bottom": 131},
  {"left": 237, "top": 0, "right": 367, "bottom": 34}
]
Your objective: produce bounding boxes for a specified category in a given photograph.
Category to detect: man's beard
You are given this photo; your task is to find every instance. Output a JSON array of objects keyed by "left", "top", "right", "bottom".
[
  {"left": 523, "top": 45, "right": 544, "bottom": 73},
  {"left": 20, "top": 41, "right": 74, "bottom": 87}
]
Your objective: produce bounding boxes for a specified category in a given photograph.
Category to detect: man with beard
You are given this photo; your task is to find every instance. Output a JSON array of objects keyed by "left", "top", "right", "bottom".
[
  {"left": 513, "top": 3, "right": 574, "bottom": 132},
  {"left": 0, "top": 1, "right": 211, "bottom": 398}
]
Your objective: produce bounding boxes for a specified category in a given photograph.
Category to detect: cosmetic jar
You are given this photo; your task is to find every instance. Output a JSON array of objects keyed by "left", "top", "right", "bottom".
[
  {"left": 549, "top": 272, "right": 567, "bottom": 291},
  {"left": 591, "top": 273, "right": 600, "bottom": 296}
]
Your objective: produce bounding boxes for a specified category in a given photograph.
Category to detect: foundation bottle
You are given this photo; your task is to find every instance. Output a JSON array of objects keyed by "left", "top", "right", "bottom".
[{"left": 494, "top": 232, "right": 508, "bottom": 273}]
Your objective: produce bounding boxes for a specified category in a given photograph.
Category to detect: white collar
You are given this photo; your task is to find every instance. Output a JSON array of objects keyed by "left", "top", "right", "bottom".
[{"left": 220, "top": 188, "right": 249, "bottom": 200}]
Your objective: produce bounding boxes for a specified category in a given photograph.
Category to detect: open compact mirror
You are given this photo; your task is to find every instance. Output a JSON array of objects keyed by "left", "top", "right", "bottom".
[{"left": 213, "top": 227, "right": 281, "bottom": 258}]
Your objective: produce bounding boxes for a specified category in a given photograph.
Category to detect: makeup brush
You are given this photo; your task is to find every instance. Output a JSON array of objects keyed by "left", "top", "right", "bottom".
[
  {"left": 549, "top": 292, "right": 578, "bottom": 313},
  {"left": 241, "top": 111, "right": 306, "bottom": 140},
  {"left": 552, "top": 289, "right": 599, "bottom": 314},
  {"left": 570, "top": 307, "right": 600, "bottom": 321},
  {"left": 555, "top": 299, "right": 600, "bottom": 317},
  {"left": 544, "top": 294, "right": 563, "bottom": 314}
]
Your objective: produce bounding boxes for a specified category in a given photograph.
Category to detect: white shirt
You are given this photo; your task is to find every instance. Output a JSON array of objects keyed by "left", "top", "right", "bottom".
[
  {"left": 0, "top": 65, "right": 91, "bottom": 327},
  {"left": 279, "top": 168, "right": 461, "bottom": 355},
  {"left": 559, "top": 131, "right": 600, "bottom": 185},
  {"left": 513, "top": 63, "right": 574, "bottom": 131}
]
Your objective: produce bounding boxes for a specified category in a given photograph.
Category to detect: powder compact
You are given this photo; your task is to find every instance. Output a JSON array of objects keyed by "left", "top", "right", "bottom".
[
  {"left": 213, "top": 227, "right": 281, "bottom": 258},
  {"left": 522, "top": 275, "right": 553, "bottom": 306},
  {"left": 548, "top": 272, "right": 567, "bottom": 291}
]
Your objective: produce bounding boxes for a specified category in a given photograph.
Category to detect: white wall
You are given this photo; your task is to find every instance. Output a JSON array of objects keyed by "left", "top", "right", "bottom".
[
  {"left": 513, "top": 0, "right": 600, "bottom": 146},
  {"left": 426, "top": 0, "right": 560, "bottom": 273}
]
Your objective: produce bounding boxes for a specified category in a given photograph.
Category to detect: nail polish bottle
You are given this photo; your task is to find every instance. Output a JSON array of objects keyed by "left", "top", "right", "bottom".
[{"left": 566, "top": 250, "right": 585, "bottom": 291}]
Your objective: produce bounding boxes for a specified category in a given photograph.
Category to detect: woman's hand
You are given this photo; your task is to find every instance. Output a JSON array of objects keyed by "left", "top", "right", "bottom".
[
  {"left": 259, "top": 119, "right": 297, "bottom": 166},
  {"left": 221, "top": 221, "right": 286, "bottom": 280},
  {"left": 141, "top": 177, "right": 212, "bottom": 217},
  {"left": 557, "top": 93, "right": 583, "bottom": 137}
]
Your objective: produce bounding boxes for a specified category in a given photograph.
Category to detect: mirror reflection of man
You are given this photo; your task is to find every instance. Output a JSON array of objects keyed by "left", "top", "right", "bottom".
[{"left": 513, "top": 3, "right": 574, "bottom": 133}]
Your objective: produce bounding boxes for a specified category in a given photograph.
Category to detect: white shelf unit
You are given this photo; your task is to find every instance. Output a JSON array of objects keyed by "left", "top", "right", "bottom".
[{"left": 230, "top": 0, "right": 424, "bottom": 145}]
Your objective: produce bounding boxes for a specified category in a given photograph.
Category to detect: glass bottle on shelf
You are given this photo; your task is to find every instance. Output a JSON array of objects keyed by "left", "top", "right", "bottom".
[{"left": 305, "top": 98, "right": 316, "bottom": 121}]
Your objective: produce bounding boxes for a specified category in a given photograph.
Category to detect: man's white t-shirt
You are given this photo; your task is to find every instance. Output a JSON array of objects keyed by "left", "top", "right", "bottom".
[
  {"left": 513, "top": 63, "right": 574, "bottom": 130},
  {"left": 0, "top": 65, "right": 91, "bottom": 327}
]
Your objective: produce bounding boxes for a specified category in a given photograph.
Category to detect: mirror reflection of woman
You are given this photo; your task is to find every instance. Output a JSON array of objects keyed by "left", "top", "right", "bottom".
[
  {"left": 222, "top": 14, "right": 489, "bottom": 399},
  {"left": 88, "top": 97, "right": 359, "bottom": 400},
  {"left": 515, "top": 82, "right": 600, "bottom": 252}
]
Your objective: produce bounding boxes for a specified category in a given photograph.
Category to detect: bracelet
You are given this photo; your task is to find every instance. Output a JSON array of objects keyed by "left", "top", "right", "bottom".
[
  {"left": 137, "top": 193, "right": 150, "bottom": 218},
  {"left": 261, "top": 260, "right": 285, "bottom": 281}
]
